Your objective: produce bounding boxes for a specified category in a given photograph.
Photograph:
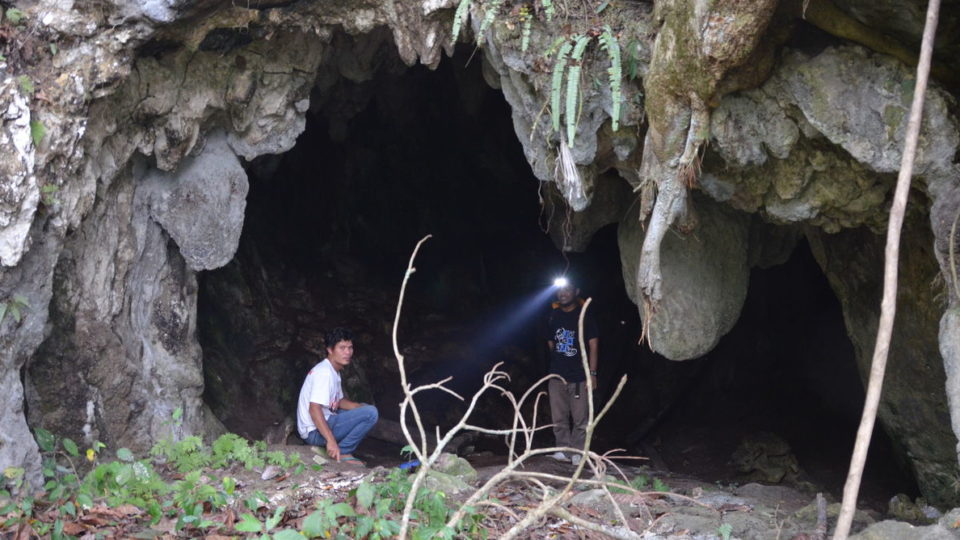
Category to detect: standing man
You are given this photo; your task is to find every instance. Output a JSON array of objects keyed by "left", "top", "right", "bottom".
[
  {"left": 546, "top": 276, "right": 599, "bottom": 465},
  {"left": 297, "top": 327, "right": 378, "bottom": 465}
]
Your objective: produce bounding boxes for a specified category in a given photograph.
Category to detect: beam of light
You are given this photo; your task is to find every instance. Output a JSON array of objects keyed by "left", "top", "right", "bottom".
[
  {"left": 409, "top": 284, "right": 559, "bottom": 395},
  {"left": 553, "top": 276, "right": 569, "bottom": 288}
]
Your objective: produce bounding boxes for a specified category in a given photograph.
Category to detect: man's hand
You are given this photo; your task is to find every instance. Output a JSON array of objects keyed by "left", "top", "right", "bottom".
[
  {"left": 326, "top": 439, "right": 341, "bottom": 461},
  {"left": 330, "top": 399, "right": 341, "bottom": 412}
]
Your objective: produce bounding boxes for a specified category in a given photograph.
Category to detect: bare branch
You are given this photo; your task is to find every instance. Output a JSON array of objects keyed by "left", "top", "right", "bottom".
[{"left": 833, "top": 1, "right": 941, "bottom": 538}]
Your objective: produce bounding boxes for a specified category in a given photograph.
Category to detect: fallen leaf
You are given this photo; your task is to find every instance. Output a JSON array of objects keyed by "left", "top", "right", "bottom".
[{"left": 63, "top": 522, "right": 89, "bottom": 535}]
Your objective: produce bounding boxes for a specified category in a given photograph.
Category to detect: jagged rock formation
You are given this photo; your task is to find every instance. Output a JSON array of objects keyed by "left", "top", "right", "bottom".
[{"left": 1, "top": 0, "right": 960, "bottom": 507}]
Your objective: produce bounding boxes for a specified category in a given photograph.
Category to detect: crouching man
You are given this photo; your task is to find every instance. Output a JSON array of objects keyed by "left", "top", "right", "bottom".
[{"left": 296, "top": 327, "right": 378, "bottom": 465}]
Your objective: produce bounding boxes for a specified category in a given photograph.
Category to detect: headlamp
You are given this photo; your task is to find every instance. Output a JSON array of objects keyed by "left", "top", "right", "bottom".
[{"left": 553, "top": 276, "right": 569, "bottom": 288}]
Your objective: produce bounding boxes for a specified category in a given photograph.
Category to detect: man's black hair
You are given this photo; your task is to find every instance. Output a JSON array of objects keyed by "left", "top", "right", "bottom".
[{"left": 325, "top": 327, "right": 354, "bottom": 350}]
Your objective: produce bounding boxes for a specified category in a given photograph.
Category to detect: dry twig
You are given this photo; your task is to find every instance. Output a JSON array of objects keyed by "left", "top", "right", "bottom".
[
  {"left": 388, "top": 235, "right": 639, "bottom": 538},
  {"left": 833, "top": 1, "right": 941, "bottom": 538}
]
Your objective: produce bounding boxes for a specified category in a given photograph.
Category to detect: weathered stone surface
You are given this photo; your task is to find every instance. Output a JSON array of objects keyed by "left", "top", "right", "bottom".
[
  {"left": 772, "top": 46, "right": 958, "bottom": 176},
  {"left": 432, "top": 452, "right": 477, "bottom": 485},
  {"left": 619, "top": 194, "right": 750, "bottom": 360},
  {"left": 141, "top": 132, "right": 248, "bottom": 271},
  {"left": 941, "top": 307, "right": 960, "bottom": 472},
  {"left": 0, "top": 80, "right": 37, "bottom": 267},
  {"left": 851, "top": 519, "right": 956, "bottom": 540},
  {"left": 807, "top": 221, "right": 959, "bottom": 506}
]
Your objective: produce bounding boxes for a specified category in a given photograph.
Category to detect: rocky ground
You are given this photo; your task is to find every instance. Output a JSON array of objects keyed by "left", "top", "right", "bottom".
[{"left": 5, "top": 433, "right": 957, "bottom": 540}]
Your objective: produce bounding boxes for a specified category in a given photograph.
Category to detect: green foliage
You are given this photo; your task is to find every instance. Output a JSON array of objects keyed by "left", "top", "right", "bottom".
[
  {"left": 550, "top": 39, "right": 574, "bottom": 134},
  {"left": 565, "top": 35, "right": 591, "bottom": 146},
  {"left": 519, "top": 5, "right": 532, "bottom": 53},
  {"left": 0, "top": 294, "right": 29, "bottom": 325},
  {"left": 477, "top": 0, "right": 505, "bottom": 44},
  {"left": 150, "top": 433, "right": 301, "bottom": 474},
  {"left": 718, "top": 522, "right": 733, "bottom": 540},
  {"left": 30, "top": 120, "right": 46, "bottom": 147},
  {"left": 452, "top": 0, "right": 471, "bottom": 42},
  {"left": 302, "top": 500, "right": 357, "bottom": 538},
  {"left": 4, "top": 8, "right": 25, "bottom": 25},
  {"left": 599, "top": 25, "right": 622, "bottom": 131},
  {"left": 623, "top": 39, "right": 643, "bottom": 80},
  {"left": 151, "top": 435, "right": 210, "bottom": 472},
  {"left": 17, "top": 75, "right": 33, "bottom": 96},
  {"left": 541, "top": 0, "right": 554, "bottom": 22},
  {"left": 653, "top": 477, "right": 669, "bottom": 492}
]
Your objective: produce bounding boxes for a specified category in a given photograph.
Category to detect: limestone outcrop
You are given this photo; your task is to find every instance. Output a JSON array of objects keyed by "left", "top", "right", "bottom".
[{"left": 0, "top": 0, "right": 959, "bottom": 507}]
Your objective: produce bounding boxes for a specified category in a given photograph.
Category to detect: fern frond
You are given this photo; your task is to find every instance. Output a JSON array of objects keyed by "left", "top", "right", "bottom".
[
  {"left": 478, "top": 0, "right": 505, "bottom": 45},
  {"left": 565, "top": 35, "right": 591, "bottom": 146},
  {"left": 542, "top": 0, "right": 554, "bottom": 22},
  {"left": 452, "top": 0, "right": 472, "bottom": 42},
  {"left": 520, "top": 7, "right": 532, "bottom": 52},
  {"left": 551, "top": 39, "right": 574, "bottom": 134},
  {"left": 600, "top": 25, "right": 623, "bottom": 131}
]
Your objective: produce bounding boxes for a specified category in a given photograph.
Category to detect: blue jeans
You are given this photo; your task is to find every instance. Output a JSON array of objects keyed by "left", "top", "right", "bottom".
[{"left": 304, "top": 405, "right": 378, "bottom": 455}]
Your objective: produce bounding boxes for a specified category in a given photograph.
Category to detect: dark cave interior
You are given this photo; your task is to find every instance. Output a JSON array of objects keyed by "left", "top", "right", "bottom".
[{"left": 196, "top": 47, "right": 918, "bottom": 504}]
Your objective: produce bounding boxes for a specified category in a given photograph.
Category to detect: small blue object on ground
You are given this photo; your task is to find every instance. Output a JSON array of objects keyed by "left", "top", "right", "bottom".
[{"left": 398, "top": 459, "right": 421, "bottom": 470}]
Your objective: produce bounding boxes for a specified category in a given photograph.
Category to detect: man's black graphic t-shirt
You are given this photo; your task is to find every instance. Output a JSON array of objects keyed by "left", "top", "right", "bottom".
[{"left": 547, "top": 305, "right": 598, "bottom": 383}]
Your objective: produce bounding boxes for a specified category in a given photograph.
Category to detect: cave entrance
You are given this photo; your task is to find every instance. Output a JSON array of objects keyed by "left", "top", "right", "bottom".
[
  {"left": 628, "top": 238, "right": 919, "bottom": 506},
  {"left": 197, "top": 45, "right": 574, "bottom": 445}
]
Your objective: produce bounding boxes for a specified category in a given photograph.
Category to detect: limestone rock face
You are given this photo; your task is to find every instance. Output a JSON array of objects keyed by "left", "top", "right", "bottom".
[
  {"left": 619, "top": 195, "right": 750, "bottom": 361},
  {"left": 141, "top": 133, "right": 248, "bottom": 271},
  {"left": 807, "top": 221, "right": 957, "bottom": 507},
  {"left": 0, "top": 80, "right": 37, "bottom": 267}
]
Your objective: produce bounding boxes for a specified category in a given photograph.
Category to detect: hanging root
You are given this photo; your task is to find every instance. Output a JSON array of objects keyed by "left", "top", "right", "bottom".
[{"left": 949, "top": 208, "right": 960, "bottom": 302}]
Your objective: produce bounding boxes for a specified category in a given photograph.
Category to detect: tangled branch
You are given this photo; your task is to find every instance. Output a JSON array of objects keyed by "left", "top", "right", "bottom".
[{"left": 391, "top": 235, "right": 649, "bottom": 539}]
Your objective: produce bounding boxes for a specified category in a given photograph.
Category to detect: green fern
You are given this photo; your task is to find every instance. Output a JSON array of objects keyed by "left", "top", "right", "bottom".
[
  {"left": 477, "top": 0, "right": 505, "bottom": 44},
  {"left": 599, "top": 26, "right": 622, "bottom": 131},
  {"left": 550, "top": 39, "right": 574, "bottom": 134},
  {"left": 452, "top": 0, "right": 472, "bottom": 42},
  {"left": 520, "top": 6, "right": 532, "bottom": 53},
  {"left": 565, "top": 35, "right": 591, "bottom": 146},
  {"left": 541, "top": 0, "right": 554, "bottom": 22},
  {"left": 30, "top": 120, "right": 45, "bottom": 147}
]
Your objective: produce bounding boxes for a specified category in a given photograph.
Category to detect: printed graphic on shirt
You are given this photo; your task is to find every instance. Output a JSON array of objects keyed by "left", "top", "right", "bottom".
[{"left": 554, "top": 328, "right": 578, "bottom": 357}]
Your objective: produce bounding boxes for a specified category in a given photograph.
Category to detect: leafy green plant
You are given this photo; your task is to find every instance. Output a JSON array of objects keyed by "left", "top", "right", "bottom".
[
  {"left": 17, "top": 75, "right": 33, "bottom": 96},
  {"left": 519, "top": 5, "right": 532, "bottom": 52},
  {"left": 302, "top": 500, "right": 357, "bottom": 538},
  {"left": 452, "top": 0, "right": 472, "bottom": 42},
  {"left": 718, "top": 522, "right": 733, "bottom": 540},
  {"left": 599, "top": 25, "right": 622, "bottom": 131},
  {"left": 40, "top": 184, "right": 58, "bottom": 206},
  {"left": 4, "top": 8, "right": 26, "bottom": 25},
  {"left": 541, "top": 0, "right": 554, "bottom": 21},
  {"left": 0, "top": 294, "right": 29, "bottom": 325},
  {"left": 653, "top": 477, "right": 669, "bottom": 492},
  {"left": 564, "top": 35, "right": 591, "bottom": 146},
  {"left": 31, "top": 120, "right": 46, "bottom": 147},
  {"left": 550, "top": 39, "right": 574, "bottom": 134},
  {"left": 172, "top": 470, "right": 227, "bottom": 531},
  {"left": 477, "top": 0, "right": 505, "bottom": 44}
]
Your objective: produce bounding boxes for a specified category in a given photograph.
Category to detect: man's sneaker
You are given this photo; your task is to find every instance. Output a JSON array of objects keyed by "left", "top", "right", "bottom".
[
  {"left": 570, "top": 453, "right": 582, "bottom": 466},
  {"left": 549, "top": 451, "right": 568, "bottom": 461}
]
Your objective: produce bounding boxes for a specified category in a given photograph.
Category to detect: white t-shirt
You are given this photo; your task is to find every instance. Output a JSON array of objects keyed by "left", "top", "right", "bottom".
[{"left": 296, "top": 359, "right": 343, "bottom": 439}]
